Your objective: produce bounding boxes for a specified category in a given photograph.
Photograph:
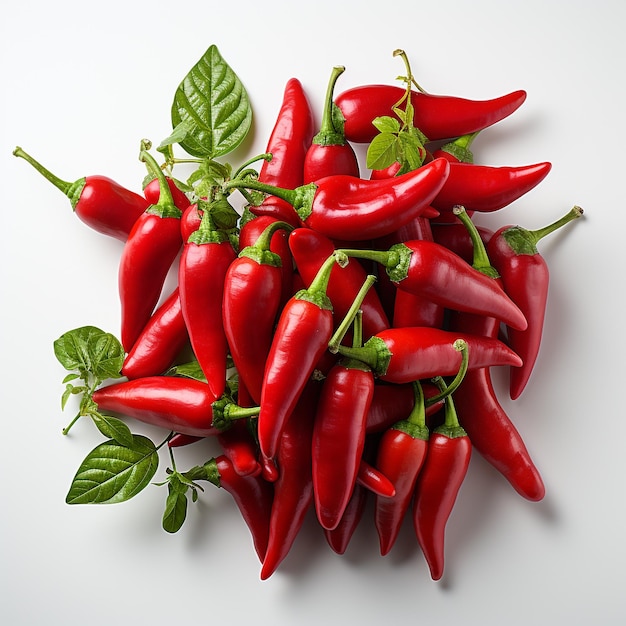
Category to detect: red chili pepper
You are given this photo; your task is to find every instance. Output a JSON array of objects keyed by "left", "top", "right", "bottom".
[
  {"left": 118, "top": 150, "right": 183, "bottom": 352},
  {"left": 412, "top": 384, "right": 472, "bottom": 581},
  {"left": 335, "top": 85, "right": 527, "bottom": 143},
  {"left": 336, "top": 327, "right": 521, "bottom": 384},
  {"left": 312, "top": 357, "right": 375, "bottom": 530},
  {"left": 121, "top": 287, "right": 188, "bottom": 380},
  {"left": 223, "top": 220, "right": 293, "bottom": 404},
  {"left": 13, "top": 146, "right": 148, "bottom": 241},
  {"left": 288, "top": 227, "right": 389, "bottom": 340},
  {"left": 356, "top": 458, "right": 396, "bottom": 498},
  {"left": 143, "top": 175, "right": 191, "bottom": 212},
  {"left": 216, "top": 419, "right": 261, "bottom": 478},
  {"left": 324, "top": 481, "right": 367, "bottom": 555},
  {"left": 338, "top": 239, "right": 528, "bottom": 331},
  {"left": 431, "top": 161, "right": 552, "bottom": 214},
  {"left": 257, "top": 253, "right": 337, "bottom": 461},
  {"left": 226, "top": 157, "right": 450, "bottom": 241},
  {"left": 92, "top": 376, "right": 220, "bottom": 437},
  {"left": 303, "top": 66, "right": 359, "bottom": 183},
  {"left": 487, "top": 206, "right": 584, "bottom": 399},
  {"left": 374, "top": 381, "right": 429, "bottom": 556},
  {"left": 448, "top": 206, "right": 545, "bottom": 501},
  {"left": 260, "top": 379, "right": 319, "bottom": 580},
  {"left": 194, "top": 455, "right": 273, "bottom": 562},
  {"left": 178, "top": 208, "right": 236, "bottom": 399},
  {"left": 250, "top": 78, "right": 314, "bottom": 227}
]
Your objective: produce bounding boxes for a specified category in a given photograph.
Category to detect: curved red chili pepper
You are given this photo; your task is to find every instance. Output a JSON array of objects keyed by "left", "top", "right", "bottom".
[
  {"left": 13, "top": 146, "right": 148, "bottom": 241},
  {"left": 487, "top": 206, "right": 584, "bottom": 399},
  {"left": 198, "top": 455, "right": 273, "bottom": 562},
  {"left": 312, "top": 358, "right": 375, "bottom": 530},
  {"left": 118, "top": 153, "right": 183, "bottom": 352},
  {"left": 335, "top": 85, "right": 527, "bottom": 143},
  {"left": 339, "top": 239, "right": 527, "bottom": 331},
  {"left": 356, "top": 458, "right": 396, "bottom": 498},
  {"left": 257, "top": 254, "right": 337, "bottom": 461},
  {"left": 179, "top": 213, "right": 237, "bottom": 399},
  {"left": 227, "top": 157, "right": 450, "bottom": 242},
  {"left": 303, "top": 65, "right": 359, "bottom": 183},
  {"left": 92, "top": 376, "right": 220, "bottom": 437},
  {"left": 121, "top": 287, "right": 188, "bottom": 380},
  {"left": 374, "top": 381, "right": 429, "bottom": 556},
  {"left": 288, "top": 227, "right": 389, "bottom": 340},
  {"left": 223, "top": 220, "right": 293, "bottom": 404},
  {"left": 412, "top": 425, "right": 471, "bottom": 581},
  {"left": 448, "top": 205, "right": 545, "bottom": 501},
  {"left": 251, "top": 77, "right": 314, "bottom": 227},
  {"left": 260, "top": 379, "right": 319, "bottom": 580},
  {"left": 431, "top": 161, "right": 552, "bottom": 214},
  {"left": 336, "top": 327, "right": 521, "bottom": 384}
]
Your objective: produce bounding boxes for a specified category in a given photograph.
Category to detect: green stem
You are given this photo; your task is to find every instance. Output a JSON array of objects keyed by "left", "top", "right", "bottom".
[
  {"left": 295, "top": 251, "right": 340, "bottom": 311},
  {"left": 328, "top": 274, "right": 377, "bottom": 352},
  {"left": 62, "top": 412, "right": 82, "bottom": 435},
  {"left": 425, "top": 339, "right": 469, "bottom": 406},
  {"left": 432, "top": 377, "right": 466, "bottom": 438},
  {"left": 223, "top": 177, "right": 300, "bottom": 205},
  {"left": 211, "top": 398, "right": 260, "bottom": 431},
  {"left": 352, "top": 310, "right": 363, "bottom": 349},
  {"left": 439, "top": 132, "right": 479, "bottom": 163},
  {"left": 232, "top": 152, "right": 272, "bottom": 179},
  {"left": 453, "top": 205, "right": 499, "bottom": 278},
  {"left": 239, "top": 220, "right": 294, "bottom": 266},
  {"left": 388, "top": 381, "right": 429, "bottom": 440},
  {"left": 313, "top": 65, "right": 346, "bottom": 146},
  {"left": 139, "top": 146, "right": 181, "bottom": 218},
  {"left": 338, "top": 246, "right": 413, "bottom": 283},
  {"left": 503, "top": 205, "right": 584, "bottom": 255},
  {"left": 393, "top": 48, "right": 427, "bottom": 94}
]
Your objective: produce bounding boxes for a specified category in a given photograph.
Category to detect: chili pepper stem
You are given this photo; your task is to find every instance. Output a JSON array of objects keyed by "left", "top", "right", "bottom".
[
  {"left": 232, "top": 152, "right": 273, "bottom": 179},
  {"left": 296, "top": 251, "right": 342, "bottom": 310},
  {"left": 62, "top": 412, "right": 82, "bottom": 435},
  {"left": 393, "top": 48, "right": 427, "bottom": 95},
  {"left": 328, "top": 274, "right": 378, "bottom": 352},
  {"left": 425, "top": 339, "right": 469, "bottom": 406},
  {"left": 433, "top": 377, "right": 466, "bottom": 438},
  {"left": 453, "top": 205, "right": 499, "bottom": 278},
  {"left": 223, "top": 177, "right": 314, "bottom": 210},
  {"left": 139, "top": 144, "right": 181, "bottom": 218},
  {"left": 527, "top": 205, "right": 584, "bottom": 245},
  {"left": 313, "top": 65, "right": 347, "bottom": 146}
]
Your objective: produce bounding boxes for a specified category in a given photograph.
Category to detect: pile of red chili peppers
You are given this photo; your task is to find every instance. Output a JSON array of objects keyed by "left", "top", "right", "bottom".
[{"left": 14, "top": 45, "right": 584, "bottom": 582}]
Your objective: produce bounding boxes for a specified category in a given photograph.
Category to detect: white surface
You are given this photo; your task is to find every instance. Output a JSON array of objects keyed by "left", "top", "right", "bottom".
[{"left": 1, "top": 1, "right": 624, "bottom": 624}]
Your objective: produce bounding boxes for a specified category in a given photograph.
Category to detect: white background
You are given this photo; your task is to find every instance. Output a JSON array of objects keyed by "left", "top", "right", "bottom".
[{"left": 1, "top": 1, "right": 624, "bottom": 624}]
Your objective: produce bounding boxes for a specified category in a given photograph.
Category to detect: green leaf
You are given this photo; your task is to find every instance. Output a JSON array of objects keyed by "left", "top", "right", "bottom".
[
  {"left": 54, "top": 326, "right": 124, "bottom": 380},
  {"left": 166, "top": 360, "right": 207, "bottom": 382},
  {"left": 162, "top": 478, "right": 188, "bottom": 533},
  {"left": 66, "top": 435, "right": 159, "bottom": 504},
  {"left": 171, "top": 45, "right": 252, "bottom": 158},
  {"left": 366, "top": 133, "right": 399, "bottom": 170},
  {"left": 91, "top": 413, "right": 134, "bottom": 448},
  {"left": 371, "top": 116, "right": 400, "bottom": 135}
]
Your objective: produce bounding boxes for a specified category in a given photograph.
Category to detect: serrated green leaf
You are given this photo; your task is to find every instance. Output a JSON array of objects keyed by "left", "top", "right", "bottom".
[
  {"left": 366, "top": 133, "right": 399, "bottom": 170},
  {"left": 371, "top": 116, "right": 401, "bottom": 135},
  {"left": 171, "top": 45, "right": 252, "bottom": 158},
  {"left": 91, "top": 413, "right": 134, "bottom": 448},
  {"left": 66, "top": 435, "right": 159, "bottom": 505}
]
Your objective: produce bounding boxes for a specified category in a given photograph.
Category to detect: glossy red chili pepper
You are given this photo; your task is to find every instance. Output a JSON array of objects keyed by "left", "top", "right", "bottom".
[
  {"left": 250, "top": 78, "right": 314, "bottom": 227},
  {"left": 179, "top": 210, "right": 237, "bottom": 399},
  {"left": 432, "top": 131, "right": 479, "bottom": 164},
  {"left": 412, "top": 393, "right": 472, "bottom": 581},
  {"left": 223, "top": 220, "right": 293, "bottom": 404},
  {"left": 431, "top": 222, "right": 494, "bottom": 265},
  {"left": 118, "top": 155, "right": 183, "bottom": 352},
  {"left": 374, "top": 382, "right": 429, "bottom": 556},
  {"left": 260, "top": 379, "right": 319, "bottom": 580},
  {"left": 324, "top": 481, "right": 367, "bottom": 555},
  {"left": 431, "top": 161, "right": 552, "bottom": 214},
  {"left": 356, "top": 458, "right": 395, "bottom": 498},
  {"left": 121, "top": 287, "right": 188, "bottom": 379},
  {"left": 336, "top": 327, "right": 521, "bottom": 384},
  {"left": 227, "top": 157, "right": 450, "bottom": 241},
  {"left": 92, "top": 376, "right": 219, "bottom": 437},
  {"left": 196, "top": 455, "right": 273, "bottom": 562},
  {"left": 335, "top": 85, "right": 527, "bottom": 143},
  {"left": 448, "top": 206, "right": 545, "bottom": 501},
  {"left": 303, "top": 65, "right": 359, "bottom": 183},
  {"left": 312, "top": 357, "right": 375, "bottom": 530},
  {"left": 13, "top": 146, "right": 148, "bottom": 241},
  {"left": 487, "top": 206, "right": 584, "bottom": 399},
  {"left": 257, "top": 253, "right": 337, "bottom": 461},
  {"left": 289, "top": 227, "right": 389, "bottom": 340},
  {"left": 339, "top": 239, "right": 527, "bottom": 331}
]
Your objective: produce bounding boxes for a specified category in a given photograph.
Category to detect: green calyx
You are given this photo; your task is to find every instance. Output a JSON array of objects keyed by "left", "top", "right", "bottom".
[
  {"left": 292, "top": 183, "right": 318, "bottom": 222},
  {"left": 502, "top": 205, "right": 584, "bottom": 256},
  {"left": 184, "top": 458, "right": 221, "bottom": 488},
  {"left": 238, "top": 219, "right": 294, "bottom": 267},
  {"left": 335, "top": 335, "right": 392, "bottom": 377},
  {"left": 392, "top": 418, "right": 429, "bottom": 441},
  {"left": 295, "top": 250, "right": 339, "bottom": 311},
  {"left": 211, "top": 397, "right": 260, "bottom": 432},
  {"left": 393, "top": 380, "right": 428, "bottom": 440},
  {"left": 439, "top": 132, "right": 479, "bottom": 164},
  {"left": 336, "top": 245, "right": 411, "bottom": 283}
]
